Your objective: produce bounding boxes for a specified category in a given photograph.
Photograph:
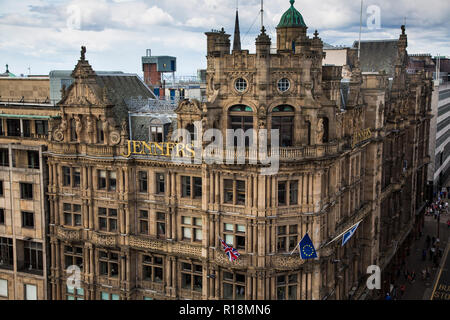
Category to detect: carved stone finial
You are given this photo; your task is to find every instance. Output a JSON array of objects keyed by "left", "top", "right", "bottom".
[
  {"left": 314, "top": 30, "right": 319, "bottom": 38},
  {"left": 81, "top": 46, "right": 86, "bottom": 60},
  {"left": 401, "top": 25, "right": 405, "bottom": 35}
]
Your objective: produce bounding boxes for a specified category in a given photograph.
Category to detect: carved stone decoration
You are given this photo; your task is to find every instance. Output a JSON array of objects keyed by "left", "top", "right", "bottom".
[
  {"left": 101, "top": 116, "right": 110, "bottom": 144},
  {"left": 109, "top": 130, "right": 121, "bottom": 145},
  {"left": 258, "top": 105, "right": 267, "bottom": 129},
  {"left": 86, "top": 114, "right": 95, "bottom": 143},
  {"left": 316, "top": 118, "right": 324, "bottom": 144},
  {"left": 271, "top": 254, "right": 306, "bottom": 270},
  {"left": 53, "top": 129, "right": 64, "bottom": 142},
  {"left": 91, "top": 232, "right": 117, "bottom": 247},
  {"left": 74, "top": 115, "right": 83, "bottom": 142},
  {"left": 57, "top": 226, "right": 80, "bottom": 241}
]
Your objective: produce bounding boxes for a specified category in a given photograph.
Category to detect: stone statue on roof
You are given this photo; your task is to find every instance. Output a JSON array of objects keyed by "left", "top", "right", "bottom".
[{"left": 81, "top": 46, "right": 86, "bottom": 61}]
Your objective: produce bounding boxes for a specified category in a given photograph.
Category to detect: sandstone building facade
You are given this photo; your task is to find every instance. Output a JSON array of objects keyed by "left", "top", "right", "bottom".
[{"left": 1, "top": 0, "right": 433, "bottom": 300}]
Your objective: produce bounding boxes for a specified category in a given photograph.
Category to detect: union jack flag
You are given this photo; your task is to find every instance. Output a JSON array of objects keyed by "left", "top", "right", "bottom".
[{"left": 219, "top": 238, "right": 240, "bottom": 262}]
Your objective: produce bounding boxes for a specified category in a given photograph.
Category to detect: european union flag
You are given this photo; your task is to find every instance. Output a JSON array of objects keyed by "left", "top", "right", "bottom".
[{"left": 299, "top": 233, "right": 317, "bottom": 260}]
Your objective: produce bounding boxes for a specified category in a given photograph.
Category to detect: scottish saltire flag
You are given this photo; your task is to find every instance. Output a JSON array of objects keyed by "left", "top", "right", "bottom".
[
  {"left": 219, "top": 238, "right": 240, "bottom": 262},
  {"left": 342, "top": 221, "right": 361, "bottom": 246},
  {"left": 299, "top": 233, "right": 317, "bottom": 260}
]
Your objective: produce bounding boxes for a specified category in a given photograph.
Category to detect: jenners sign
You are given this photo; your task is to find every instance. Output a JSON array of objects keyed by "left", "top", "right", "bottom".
[{"left": 122, "top": 140, "right": 195, "bottom": 158}]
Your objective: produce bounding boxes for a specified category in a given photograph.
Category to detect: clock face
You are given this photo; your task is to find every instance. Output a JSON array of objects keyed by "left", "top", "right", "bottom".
[
  {"left": 235, "top": 78, "right": 247, "bottom": 92},
  {"left": 278, "top": 78, "right": 290, "bottom": 92}
]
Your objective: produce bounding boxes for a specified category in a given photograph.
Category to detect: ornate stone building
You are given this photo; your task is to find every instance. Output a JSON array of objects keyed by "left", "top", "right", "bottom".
[
  {"left": 0, "top": 76, "right": 59, "bottom": 300},
  {"left": 44, "top": 0, "right": 432, "bottom": 300}
]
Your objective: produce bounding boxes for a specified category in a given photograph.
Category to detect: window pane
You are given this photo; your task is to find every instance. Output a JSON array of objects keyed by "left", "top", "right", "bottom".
[
  {"left": 195, "top": 228, "right": 203, "bottom": 241},
  {"left": 182, "top": 216, "right": 192, "bottom": 225},
  {"left": 0, "top": 279, "right": 7, "bottom": 297},
  {"left": 225, "top": 234, "right": 234, "bottom": 246},
  {"left": 25, "top": 284, "right": 37, "bottom": 300},
  {"left": 223, "top": 283, "right": 233, "bottom": 299},
  {"left": 101, "top": 292, "right": 109, "bottom": 300},
  {"left": 224, "top": 223, "right": 233, "bottom": 232},
  {"left": 183, "top": 227, "right": 192, "bottom": 239},
  {"left": 237, "top": 224, "right": 245, "bottom": 233}
]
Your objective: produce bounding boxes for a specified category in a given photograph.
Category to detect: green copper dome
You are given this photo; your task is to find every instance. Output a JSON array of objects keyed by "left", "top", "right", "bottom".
[{"left": 277, "top": 0, "right": 307, "bottom": 28}]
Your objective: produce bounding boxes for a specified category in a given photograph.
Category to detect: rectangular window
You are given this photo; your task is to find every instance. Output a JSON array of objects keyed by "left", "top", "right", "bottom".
[
  {"left": 23, "top": 241, "right": 43, "bottom": 272},
  {"left": 98, "top": 207, "right": 118, "bottom": 232},
  {"left": 277, "top": 225, "right": 298, "bottom": 252},
  {"left": 63, "top": 203, "right": 82, "bottom": 227},
  {"left": 181, "top": 216, "right": 202, "bottom": 242},
  {"left": 101, "top": 292, "right": 120, "bottom": 300},
  {"left": 98, "top": 250, "right": 119, "bottom": 278},
  {"left": 109, "top": 171, "right": 116, "bottom": 191},
  {"left": 98, "top": 170, "right": 107, "bottom": 190},
  {"left": 24, "top": 284, "right": 37, "bottom": 300},
  {"left": 0, "top": 180, "right": 3, "bottom": 197},
  {"left": 138, "top": 171, "right": 148, "bottom": 193},
  {"left": 193, "top": 177, "right": 202, "bottom": 198},
  {"left": 63, "top": 166, "right": 71, "bottom": 186},
  {"left": 20, "top": 183, "right": 33, "bottom": 200},
  {"left": 0, "top": 208, "right": 4, "bottom": 225},
  {"left": 156, "top": 212, "right": 166, "bottom": 239},
  {"left": 73, "top": 168, "right": 81, "bottom": 188},
  {"left": 21, "top": 211, "right": 34, "bottom": 228},
  {"left": 0, "top": 237, "right": 13, "bottom": 267},
  {"left": 35, "top": 120, "right": 48, "bottom": 136},
  {"left": 6, "top": 119, "right": 20, "bottom": 137},
  {"left": 66, "top": 286, "right": 84, "bottom": 300},
  {"left": 27, "top": 151, "right": 39, "bottom": 169},
  {"left": 236, "top": 180, "right": 245, "bottom": 205},
  {"left": 224, "top": 179, "right": 233, "bottom": 204},
  {"left": 0, "top": 149, "right": 8, "bottom": 167},
  {"left": 223, "top": 223, "right": 246, "bottom": 250},
  {"left": 64, "top": 245, "right": 83, "bottom": 270},
  {"left": 150, "top": 126, "right": 163, "bottom": 142},
  {"left": 142, "top": 254, "right": 164, "bottom": 283},
  {"left": 156, "top": 173, "right": 165, "bottom": 194},
  {"left": 278, "top": 181, "right": 287, "bottom": 206},
  {"left": 22, "top": 120, "right": 31, "bottom": 137},
  {"left": 222, "top": 271, "right": 245, "bottom": 300},
  {"left": 181, "top": 262, "right": 202, "bottom": 292},
  {"left": 0, "top": 279, "right": 7, "bottom": 297},
  {"left": 277, "top": 274, "right": 298, "bottom": 300},
  {"left": 181, "top": 176, "right": 191, "bottom": 198},
  {"left": 139, "top": 210, "right": 149, "bottom": 235},
  {"left": 290, "top": 181, "right": 298, "bottom": 205}
]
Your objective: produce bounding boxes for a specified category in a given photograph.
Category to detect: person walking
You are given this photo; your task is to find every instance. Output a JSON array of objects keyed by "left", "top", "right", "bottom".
[
  {"left": 385, "top": 293, "right": 392, "bottom": 300},
  {"left": 422, "top": 248, "right": 427, "bottom": 261},
  {"left": 411, "top": 271, "right": 416, "bottom": 283}
]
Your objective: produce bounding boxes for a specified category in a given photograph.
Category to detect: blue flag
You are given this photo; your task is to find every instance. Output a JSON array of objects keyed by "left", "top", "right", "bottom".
[
  {"left": 299, "top": 233, "right": 317, "bottom": 259},
  {"left": 342, "top": 221, "right": 361, "bottom": 246}
]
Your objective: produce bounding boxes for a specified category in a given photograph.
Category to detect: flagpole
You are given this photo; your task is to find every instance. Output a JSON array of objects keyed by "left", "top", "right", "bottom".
[
  {"left": 290, "top": 230, "right": 310, "bottom": 255},
  {"left": 318, "top": 220, "right": 362, "bottom": 249}
]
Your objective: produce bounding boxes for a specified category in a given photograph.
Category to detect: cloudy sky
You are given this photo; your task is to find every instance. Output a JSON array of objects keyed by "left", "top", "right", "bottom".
[{"left": 0, "top": 0, "right": 449, "bottom": 77}]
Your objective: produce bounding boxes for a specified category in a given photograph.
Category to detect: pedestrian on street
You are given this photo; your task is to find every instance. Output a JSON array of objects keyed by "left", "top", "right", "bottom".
[
  {"left": 430, "top": 247, "right": 434, "bottom": 261},
  {"left": 385, "top": 293, "right": 392, "bottom": 300},
  {"left": 411, "top": 271, "right": 416, "bottom": 283},
  {"left": 447, "top": 219, "right": 450, "bottom": 228},
  {"left": 422, "top": 269, "right": 426, "bottom": 280},
  {"left": 422, "top": 248, "right": 427, "bottom": 261}
]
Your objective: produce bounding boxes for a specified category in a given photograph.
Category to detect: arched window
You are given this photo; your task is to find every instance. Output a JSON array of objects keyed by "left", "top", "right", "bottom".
[
  {"left": 229, "top": 105, "right": 253, "bottom": 147},
  {"left": 97, "top": 119, "right": 104, "bottom": 143},
  {"left": 271, "top": 105, "right": 294, "bottom": 147}
]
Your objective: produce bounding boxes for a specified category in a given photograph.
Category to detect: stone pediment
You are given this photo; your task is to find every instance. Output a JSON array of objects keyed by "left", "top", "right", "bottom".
[
  {"left": 59, "top": 82, "right": 104, "bottom": 108},
  {"left": 175, "top": 99, "right": 202, "bottom": 115}
]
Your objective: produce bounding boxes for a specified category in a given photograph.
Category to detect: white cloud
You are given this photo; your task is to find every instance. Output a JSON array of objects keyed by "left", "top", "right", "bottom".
[{"left": 0, "top": 0, "right": 448, "bottom": 76}]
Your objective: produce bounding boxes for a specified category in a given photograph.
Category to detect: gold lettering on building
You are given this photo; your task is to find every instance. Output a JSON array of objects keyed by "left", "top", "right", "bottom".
[
  {"left": 352, "top": 128, "right": 372, "bottom": 148},
  {"left": 122, "top": 140, "right": 195, "bottom": 158}
]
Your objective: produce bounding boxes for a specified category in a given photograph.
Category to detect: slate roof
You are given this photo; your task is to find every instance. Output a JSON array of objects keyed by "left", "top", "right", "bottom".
[{"left": 353, "top": 40, "right": 399, "bottom": 76}]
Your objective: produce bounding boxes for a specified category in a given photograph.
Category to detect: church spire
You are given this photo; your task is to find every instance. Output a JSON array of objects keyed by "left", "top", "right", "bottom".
[{"left": 233, "top": 9, "right": 241, "bottom": 52}]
